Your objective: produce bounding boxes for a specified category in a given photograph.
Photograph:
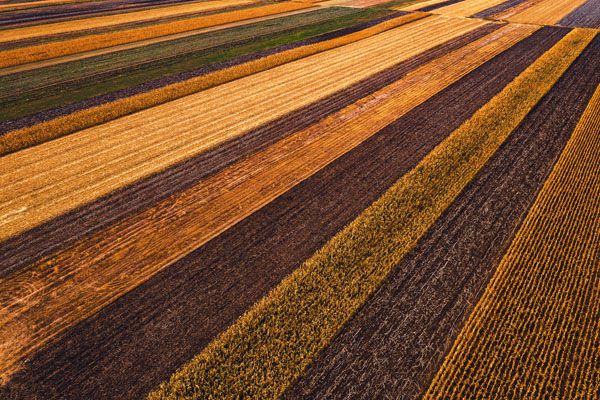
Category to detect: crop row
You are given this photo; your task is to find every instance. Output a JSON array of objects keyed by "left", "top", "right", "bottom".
[
  {"left": 0, "top": 0, "right": 256, "bottom": 43},
  {"left": 426, "top": 64, "right": 600, "bottom": 400},
  {"left": 0, "top": 1, "right": 313, "bottom": 68},
  {"left": 286, "top": 24, "right": 590, "bottom": 400},
  {"left": 0, "top": 12, "right": 429, "bottom": 156},
  {"left": 0, "top": 20, "right": 536, "bottom": 399},
  {"left": 0, "top": 16, "right": 495, "bottom": 384},
  {"left": 0, "top": 7, "right": 384, "bottom": 125},
  {"left": 146, "top": 27, "right": 592, "bottom": 400},
  {"left": 0, "top": 14, "right": 463, "bottom": 239}
]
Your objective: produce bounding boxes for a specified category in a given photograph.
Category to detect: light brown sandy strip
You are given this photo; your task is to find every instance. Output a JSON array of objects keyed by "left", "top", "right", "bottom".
[
  {"left": 0, "top": 6, "right": 320, "bottom": 77},
  {"left": 0, "top": 22, "right": 535, "bottom": 384},
  {"left": 0, "top": 15, "right": 484, "bottom": 241}
]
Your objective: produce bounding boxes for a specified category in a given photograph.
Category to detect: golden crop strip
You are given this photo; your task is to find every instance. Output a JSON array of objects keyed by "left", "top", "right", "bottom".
[
  {"left": 433, "top": 0, "right": 509, "bottom": 17},
  {"left": 0, "top": 12, "right": 427, "bottom": 156},
  {"left": 0, "top": 1, "right": 313, "bottom": 69},
  {"left": 0, "top": 21, "right": 526, "bottom": 384},
  {"left": 425, "top": 84, "right": 600, "bottom": 400},
  {"left": 507, "top": 0, "right": 588, "bottom": 25},
  {"left": 147, "top": 28, "right": 593, "bottom": 400},
  {"left": 0, "top": 0, "right": 256, "bottom": 43},
  {"left": 0, "top": 15, "right": 483, "bottom": 241}
]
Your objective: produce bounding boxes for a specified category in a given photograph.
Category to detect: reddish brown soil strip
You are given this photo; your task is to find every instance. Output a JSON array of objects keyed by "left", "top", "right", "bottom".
[
  {"left": 559, "top": 0, "right": 600, "bottom": 28},
  {"left": 0, "top": 10, "right": 407, "bottom": 134},
  {"left": 0, "top": 24, "right": 499, "bottom": 279},
  {"left": 416, "top": 0, "right": 463, "bottom": 12},
  {"left": 0, "top": 28, "right": 555, "bottom": 400},
  {"left": 472, "top": 0, "right": 527, "bottom": 18},
  {"left": 285, "top": 31, "right": 599, "bottom": 400}
]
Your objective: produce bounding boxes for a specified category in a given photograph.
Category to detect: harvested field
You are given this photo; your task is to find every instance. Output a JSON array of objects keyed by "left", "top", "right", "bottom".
[
  {"left": 0, "top": 22, "right": 528, "bottom": 387},
  {"left": 506, "top": 0, "right": 588, "bottom": 25},
  {"left": 0, "top": 7, "right": 383, "bottom": 124},
  {"left": 0, "top": 14, "right": 483, "bottom": 239},
  {"left": 146, "top": 28, "right": 594, "bottom": 400},
  {"left": 426, "top": 48, "right": 600, "bottom": 400},
  {"left": 287, "top": 29, "right": 600, "bottom": 400},
  {"left": 431, "top": 0, "right": 509, "bottom": 17},
  {"left": 0, "top": 12, "right": 426, "bottom": 154},
  {"left": 2, "top": 1, "right": 599, "bottom": 398}
]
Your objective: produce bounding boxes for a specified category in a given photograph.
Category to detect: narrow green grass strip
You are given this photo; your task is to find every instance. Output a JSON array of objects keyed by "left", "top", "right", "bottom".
[{"left": 147, "top": 29, "right": 595, "bottom": 400}]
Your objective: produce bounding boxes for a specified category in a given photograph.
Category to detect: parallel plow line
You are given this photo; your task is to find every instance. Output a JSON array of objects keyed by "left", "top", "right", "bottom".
[
  {"left": 0, "top": 12, "right": 427, "bottom": 155},
  {"left": 287, "top": 27, "right": 599, "bottom": 400},
  {"left": 426, "top": 59, "right": 600, "bottom": 400},
  {"left": 0, "top": 21, "right": 522, "bottom": 386},
  {"left": 0, "top": 1, "right": 314, "bottom": 68},
  {"left": 0, "top": 15, "right": 480, "bottom": 240},
  {"left": 146, "top": 27, "right": 594, "bottom": 400}
]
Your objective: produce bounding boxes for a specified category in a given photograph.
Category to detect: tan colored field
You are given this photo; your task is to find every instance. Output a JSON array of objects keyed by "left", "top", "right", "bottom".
[
  {"left": 0, "top": 21, "right": 534, "bottom": 383},
  {"left": 0, "top": 1, "right": 313, "bottom": 68},
  {"left": 433, "top": 0, "right": 509, "bottom": 17},
  {"left": 0, "top": 0, "right": 256, "bottom": 43},
  {"left": 0, "top": 15, "right": 486, "bottom": 241},
  {"left": 426, "top": 83, "right": 600, "bottom": 399},
  {"left": 0, "top": 12, "right": 427, "bottom": 155},
  {"left": 507, "top": 0, "right": 588, "bottom": 25},
  {"left": 0, "top": 0, "right": 81, "bottom": 11}
]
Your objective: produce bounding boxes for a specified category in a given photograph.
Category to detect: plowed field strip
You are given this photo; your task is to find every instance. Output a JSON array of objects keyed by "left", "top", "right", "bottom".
[
  {"left": 0, "top": 24, "right": 540, "bottom": 400},
  {"left": 0, "top": 1, "right": 314, "bottom": 68},
  {"left": 559, "top": 0, "right": 600, "bottom": 28},
  {"left": 507, "top": 0, "right": 588, "bottom": 25},
  {"left": 402, "top": 0, "right": 450, "bottom": 11},
  {"left": 489, "top": 0, "right": 544, "bottom": 20},
  {"left": 0, "top": 24, "right": 499, "bottom": 278},
  {"left": 145, "top": 25, "right": 585, "bottom": 398},
  {"left": 148, "top": 27, "right": 592, "bottom": 400},
  {"left": 416, "top": 0, "right": 462, "bottom": 12},
  {"left": 433, "top": 0, "right": 508, "bottom": 17},
  {"left": 472, "top": 0, "right": 526, "bottom": 19},
  {"left": 0, "top": 15, "right": 483, "bottom": 240},
  {"left": 0, "top": 0, "right": 226, "bottom": 28},
  {"left": 426, "top": 50, "right": 600, "bottom": 400},
  {"left": 0, "top": 22, "right": 527, "bottom": 387},
  {"left": 0, "top": 0, "right": 256, "bottom": 42},
  {"left": 286, "top": 29, "right": 599, "bottom": 400}
]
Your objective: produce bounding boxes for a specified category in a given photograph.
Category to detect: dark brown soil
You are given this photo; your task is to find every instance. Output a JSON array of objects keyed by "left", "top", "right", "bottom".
[
  {"left": 417, "top": 0, "right": 464, "bottom": 12},
  {"left": 0, "top": 27, "right": 564, "bottom": 400},
  {"left": 284, "top": 34, "right": 600, "bottom": 400},
  {"left": 472, "top": 0, "right": 528, "bottom": 18},
  {"left": 559, "top": 0, "right": 600, "bottom": 28},
  {"left": 0, "top": 23, "right": 497, "bottom": 278}
]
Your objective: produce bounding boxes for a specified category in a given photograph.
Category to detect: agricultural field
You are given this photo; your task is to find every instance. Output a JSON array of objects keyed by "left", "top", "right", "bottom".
[{"left": 0, "top": 0, "right": 598, "bottom": 399}]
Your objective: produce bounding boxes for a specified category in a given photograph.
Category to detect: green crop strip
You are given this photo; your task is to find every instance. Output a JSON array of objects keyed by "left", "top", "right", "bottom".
[{"left": 0, "top": 7, "right": 389, "bottom": 123}]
